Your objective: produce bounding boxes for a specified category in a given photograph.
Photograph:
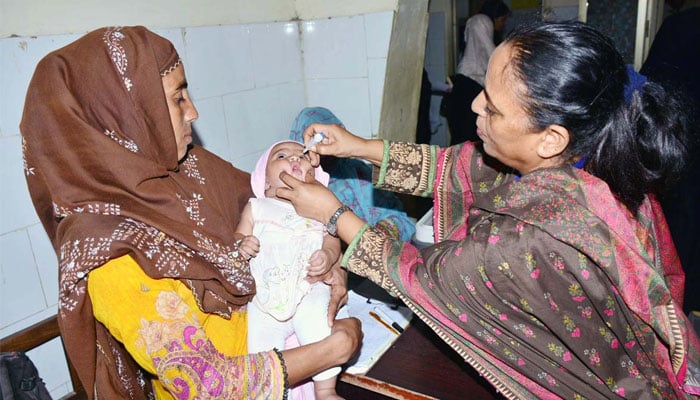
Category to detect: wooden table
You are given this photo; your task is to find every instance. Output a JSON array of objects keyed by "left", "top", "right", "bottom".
[{"left": 337, "top": 318, "right": 504, "bottom": 399}]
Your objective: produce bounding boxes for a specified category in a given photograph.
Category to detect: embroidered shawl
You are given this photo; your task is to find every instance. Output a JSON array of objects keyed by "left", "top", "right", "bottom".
[
  {"left": 21, "top": 26, "right": 255, "bottom": 398},
  {"left": 344, "top": 141, "right": 700, "bottom": 399}
]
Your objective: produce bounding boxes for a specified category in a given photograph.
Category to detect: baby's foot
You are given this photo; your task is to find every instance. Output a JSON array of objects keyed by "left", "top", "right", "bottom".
[
  {"left": 314, "top": 388, "right": 344, "bottom": 400},
  {"left": 314, "top": 384, "right": 345, "bottom": 400}
]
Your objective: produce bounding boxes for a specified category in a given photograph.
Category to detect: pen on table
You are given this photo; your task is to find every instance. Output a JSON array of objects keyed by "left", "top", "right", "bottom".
[
  {"left": 368, "top": 311, "right": 400, "bottom": 335},
  {"left": 373, "top": 307, "right": 405, "bottom": 334}
]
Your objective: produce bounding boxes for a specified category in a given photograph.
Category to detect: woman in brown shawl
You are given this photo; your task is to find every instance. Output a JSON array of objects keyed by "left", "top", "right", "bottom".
[
  {"left": 280, "top": 22, "right": 700, "bottom": 399},
  {"left": 20, "top": 26, "right": 361, "bottom": 399}
]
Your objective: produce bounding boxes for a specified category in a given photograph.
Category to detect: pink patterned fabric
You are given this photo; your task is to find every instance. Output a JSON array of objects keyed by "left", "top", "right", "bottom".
[{"left": 345, "top": 141, "right": 700, "bottom": 399}]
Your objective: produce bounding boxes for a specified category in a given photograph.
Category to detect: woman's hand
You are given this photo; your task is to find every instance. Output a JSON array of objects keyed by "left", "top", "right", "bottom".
[
  {"left": 276, "top": 171, "right": 343, "bottom": 225},
  {"left": 278, "top": 171, "right": 368, "bottom": 245},
  {"left": 326, "top": 262, "right": 349, "bottom": 326},
  {"left": 327, "top": 316, "right": 363, "bottom": 362},
  {"left": 281, "top": 315, "right": 362, "bottom": 384},
  {"left": 302, "top": 123, "right": 384, "bottom": 166},
  {"left": 306, "top": 260, "right": 348, "bottom": 326}
]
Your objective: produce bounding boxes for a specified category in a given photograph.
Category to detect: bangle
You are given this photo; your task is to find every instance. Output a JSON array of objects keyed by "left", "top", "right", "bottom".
[{"left": 272, "top": 347, "right": 289, "bottom": 399}]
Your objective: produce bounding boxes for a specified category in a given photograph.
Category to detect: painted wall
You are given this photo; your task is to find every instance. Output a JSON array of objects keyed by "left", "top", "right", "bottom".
[
  {"left": 1, "top": 0, "right": 397, "bottom": 37},
  {"left": 0, "top": 1, "right": 397, "bottom": 397}
]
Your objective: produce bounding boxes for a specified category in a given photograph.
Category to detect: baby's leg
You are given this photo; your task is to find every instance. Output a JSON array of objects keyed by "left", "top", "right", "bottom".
[
  {"left": 294, "top": 283, "right": 344, "bottom": 398},
  {"left": 247, "top": 302, "right": 291, "bottom": 352},
  {"left": 314, "top": 376, "right": 344, "bottom": 400}
]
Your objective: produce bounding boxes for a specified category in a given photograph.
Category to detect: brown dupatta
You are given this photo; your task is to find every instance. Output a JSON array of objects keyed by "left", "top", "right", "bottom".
[{"left": 20, "top": 26, "right": 255, "bottom": 398}]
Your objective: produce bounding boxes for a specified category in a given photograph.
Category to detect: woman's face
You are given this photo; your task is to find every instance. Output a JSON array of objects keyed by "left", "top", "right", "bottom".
[
  {"left": 162, "top": 64, "right": 199, "bottom": 161},
  {"left": 471, "top": 42, "right": 561, "bottom": 174},
  {"left": 265, "top": 142, "right": 314, "bottom": 197}
]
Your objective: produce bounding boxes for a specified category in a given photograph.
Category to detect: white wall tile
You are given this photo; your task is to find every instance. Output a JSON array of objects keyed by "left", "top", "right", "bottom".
[
  {"left": 364, "top": 11, "right": 394, "bottom": 59},
  {"left": 276, "top": 81, "right": 308, "bottom": 133},
  {"left": 156, "top": 28, "right": 187, "bottom": 63},
  {"left": 28, "top": 223, "right": 59, "bottom": 307},
  {"left": 192, "top": 96, "right": 231, "bottom": 161},
  {"left": 224, "top": 88, "right": 286, "bottom": 161},
  {"left": 0, "top": 135, "right": 40, "bottom": 233},
  {"left": 230, "top": 151, "right": 264, "bottom": 175},
  {"left": 367, "top": 58, "right": 387, "bottom": 136},
  {"left": 184, "top": 25, "right": 254, "bottom": 99},
  {"left": 223, "top": 83, "right": 305, "bottom": 165},
  {"left": 0, "top": 33, "right": 79, "bottom": 138},
  {"left": 250, "top": 22, "right": 304, "bottom": 87},
  {"left": 306, "top": 78, "right": 372, "bottom": 138},
  {"left": 0, "top": 230, "right": 46, "bottom": 327},
  {"left": 302, "top": 16, "right": 368, "bottom": 79},
  {"left": 27, "top": 337, "right": 73, "bottom": 399}
]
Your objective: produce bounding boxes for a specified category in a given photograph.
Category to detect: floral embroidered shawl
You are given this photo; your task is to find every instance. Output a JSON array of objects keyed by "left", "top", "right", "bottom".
[
  {"left": 344, "top": 140, "right": 700, "bottom": 399},
  {"left": 21, "top": 27, "right": 256, "bottom": 398}
]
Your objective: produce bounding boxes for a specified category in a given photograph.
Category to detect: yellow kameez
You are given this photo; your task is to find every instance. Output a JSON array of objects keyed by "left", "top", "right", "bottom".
[{"left": 88, "top": 255, "right": 254, "bottom": 399}]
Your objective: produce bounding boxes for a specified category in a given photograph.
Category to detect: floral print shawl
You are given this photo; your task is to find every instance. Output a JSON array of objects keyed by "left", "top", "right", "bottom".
[{"left": 343, "top": 141, "right": 700, "bottom": 399}]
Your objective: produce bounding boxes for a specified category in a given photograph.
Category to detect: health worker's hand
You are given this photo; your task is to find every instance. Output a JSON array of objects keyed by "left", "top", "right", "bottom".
[
  {"left": 302, "top": 123, "right": 377, "bottom": 163},
  {"left": 276, "top": 171, "right": 344, "bottom": 226}
]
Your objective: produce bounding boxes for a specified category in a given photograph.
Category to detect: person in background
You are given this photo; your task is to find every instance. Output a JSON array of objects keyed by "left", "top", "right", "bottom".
[
  {"left": 641, "top": 6, "right": 700, "bottom": 317},
  {"left": 279, "top": 22, "right": 700, "bottom": 399},
  {"left": 236, "top": 140, "right": 345, "bottom": 400},
  {"left": 444, "top": 0, "right": 511, "bottom": 145},
  {"left": 479, "top": 0, "right": 511, "bottom": 43},
  {"left": 289, "top": 107, "right": 416, "bottom": 242},
  {"left": 20, "top": 26, "right": 361, "bottom": 399}
]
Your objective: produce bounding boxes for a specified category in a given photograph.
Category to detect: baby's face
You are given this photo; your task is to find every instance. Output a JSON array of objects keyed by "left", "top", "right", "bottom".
[{"left": 265, "top": 142, "right": 314, "bottom": 196}]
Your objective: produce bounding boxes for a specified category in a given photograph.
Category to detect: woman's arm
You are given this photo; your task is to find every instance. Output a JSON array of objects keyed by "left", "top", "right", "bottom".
[
  {"left": 281, "top": 317, "right": 362, "bottom": 383},
  {"left": 89, "top": 255, "right": 362, "bottom": 399},
  {"left": 277, "top": 142, "right": 480, "bottom": 290}
]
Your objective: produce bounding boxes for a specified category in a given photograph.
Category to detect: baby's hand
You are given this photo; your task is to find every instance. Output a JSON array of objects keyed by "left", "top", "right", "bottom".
[
  {"left": 306, "top": 248, "right": 334, "bottom": 277},
  {"left": 236, "top": 235, "right": 259, "bottom": 260}
]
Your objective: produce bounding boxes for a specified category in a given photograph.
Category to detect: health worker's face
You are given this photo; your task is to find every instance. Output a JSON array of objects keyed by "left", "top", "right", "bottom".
[{"left": 471, "top": 43, "right": 557, "bottom": 174}]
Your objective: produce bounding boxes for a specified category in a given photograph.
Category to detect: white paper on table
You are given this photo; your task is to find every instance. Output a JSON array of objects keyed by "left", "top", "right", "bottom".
[{"left": 343, "top": 289, "right": 413, "bottom": 374}]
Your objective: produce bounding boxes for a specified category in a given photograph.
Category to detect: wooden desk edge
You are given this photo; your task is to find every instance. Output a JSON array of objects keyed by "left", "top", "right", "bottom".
[{"left": 340, "top": 372, "right": 439, "bottom": 400}]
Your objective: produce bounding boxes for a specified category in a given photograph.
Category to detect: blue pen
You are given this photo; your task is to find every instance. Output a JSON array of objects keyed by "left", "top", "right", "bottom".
[{"left": 303, "top": 132, "right": 326, "bottom": 154}]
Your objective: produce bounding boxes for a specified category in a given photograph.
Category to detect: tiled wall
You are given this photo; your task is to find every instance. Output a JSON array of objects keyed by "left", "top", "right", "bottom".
[{"left": 0, "top": 11, "right": 393, "bottom": 398}]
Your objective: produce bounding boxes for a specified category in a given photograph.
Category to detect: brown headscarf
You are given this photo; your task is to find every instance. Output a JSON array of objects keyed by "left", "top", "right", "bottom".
[{"left": 20, "top": 26, "right": 255, "bottom": 398}]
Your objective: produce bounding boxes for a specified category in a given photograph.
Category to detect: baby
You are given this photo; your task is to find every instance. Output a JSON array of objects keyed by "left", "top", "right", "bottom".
[{"left": 235, "top": 140, "right": 345, "bottom": 400}]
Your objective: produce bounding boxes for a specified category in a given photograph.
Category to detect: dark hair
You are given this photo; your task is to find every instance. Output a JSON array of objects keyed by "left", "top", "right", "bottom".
[
  {"left": 479, "top": 0, "right": 511, "bottom": 22},
  {"left": 505, "top": 22, "right": 691, "bottom": 213}
]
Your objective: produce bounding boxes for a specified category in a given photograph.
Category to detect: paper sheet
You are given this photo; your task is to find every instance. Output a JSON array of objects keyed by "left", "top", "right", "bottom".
[{"left": 343, "top": 290, "right": 413, "bottom": 374}]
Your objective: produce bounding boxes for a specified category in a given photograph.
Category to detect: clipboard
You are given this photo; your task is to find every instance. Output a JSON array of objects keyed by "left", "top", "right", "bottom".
[{"left": 343, "top": 289, "right": 413, "bottom": 374}]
